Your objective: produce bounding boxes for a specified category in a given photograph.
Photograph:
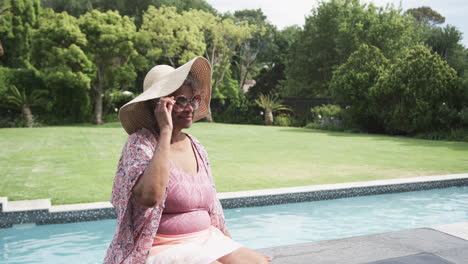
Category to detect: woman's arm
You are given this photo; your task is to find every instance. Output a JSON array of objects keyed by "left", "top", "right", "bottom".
[
  {"left": 132, "top": 129, "right": 171, "bottom": 207},
  {"left": 132, "top": 97, "right": 175, "bottom": 207}
]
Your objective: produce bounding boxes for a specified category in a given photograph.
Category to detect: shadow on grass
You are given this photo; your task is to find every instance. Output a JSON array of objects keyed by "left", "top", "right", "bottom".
[{"left": 278, "top": 127, "right": 468, "bottom": 152}]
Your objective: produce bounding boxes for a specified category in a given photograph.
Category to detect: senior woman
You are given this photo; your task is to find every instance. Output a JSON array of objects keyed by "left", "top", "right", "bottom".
[{"left": 104, "top": 57, "right": 270, "bottom": 264}]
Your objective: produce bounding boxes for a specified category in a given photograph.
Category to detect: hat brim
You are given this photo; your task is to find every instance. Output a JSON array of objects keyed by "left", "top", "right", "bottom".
[{"left": 119, "top": 57, "right": 212, "bottom": 135}]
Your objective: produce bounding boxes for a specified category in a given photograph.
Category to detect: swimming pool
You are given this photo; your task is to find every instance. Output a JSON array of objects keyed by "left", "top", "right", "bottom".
[{"left": 1, "top": 186, "right": 467, "bottom": 263}]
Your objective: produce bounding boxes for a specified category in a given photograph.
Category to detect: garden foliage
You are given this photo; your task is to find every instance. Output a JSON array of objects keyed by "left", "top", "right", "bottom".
[{"left": 0, "top": 0, "right": 467, "bottom": 141}]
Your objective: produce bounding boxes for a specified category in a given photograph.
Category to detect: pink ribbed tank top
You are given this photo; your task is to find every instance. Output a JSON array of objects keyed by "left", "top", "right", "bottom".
[{"left": 157, "top": 135, "right": 215, "bottom": 235}]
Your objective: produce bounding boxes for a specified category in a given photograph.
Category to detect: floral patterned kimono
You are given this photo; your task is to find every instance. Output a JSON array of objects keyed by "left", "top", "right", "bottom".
[{"left": 103, "top": 128, "right": 229, "bottom": 264}]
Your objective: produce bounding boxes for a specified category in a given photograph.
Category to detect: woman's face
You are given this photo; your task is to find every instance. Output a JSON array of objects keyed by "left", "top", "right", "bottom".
[{"left": 171, "top": 85, "right": 197, "bottom": 130}]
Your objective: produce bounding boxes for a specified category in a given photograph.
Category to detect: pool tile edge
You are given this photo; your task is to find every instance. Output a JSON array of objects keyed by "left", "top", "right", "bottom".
[
  {"left": 1, "top": 173, "right": 468, "bottom": 227},
  {"left": 219, "top": 173, "right": 468, "bottom": 208}
]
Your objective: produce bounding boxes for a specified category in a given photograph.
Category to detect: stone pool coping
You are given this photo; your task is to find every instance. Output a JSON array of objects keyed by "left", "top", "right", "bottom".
[
  {"left": 257, "top": 222, "right": 468, "bottom": 263},
  {"left": 1, "top": 173, "right": 467, "bottom": 228}
]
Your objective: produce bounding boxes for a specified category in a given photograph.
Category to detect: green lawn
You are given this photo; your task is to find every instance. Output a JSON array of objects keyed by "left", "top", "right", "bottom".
[{"left": 1, "top": 122, "right": 467, "bottom": 205}]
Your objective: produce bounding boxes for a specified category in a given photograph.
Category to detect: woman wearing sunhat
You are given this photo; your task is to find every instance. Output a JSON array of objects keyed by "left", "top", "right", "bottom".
[{"left": 104, "top": 56, "right": 270, "bottom": 264}]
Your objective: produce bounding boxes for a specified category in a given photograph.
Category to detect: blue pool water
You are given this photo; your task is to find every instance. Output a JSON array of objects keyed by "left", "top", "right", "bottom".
[{"left": 1, "top": 186, "right": 468, "bottom": 263}]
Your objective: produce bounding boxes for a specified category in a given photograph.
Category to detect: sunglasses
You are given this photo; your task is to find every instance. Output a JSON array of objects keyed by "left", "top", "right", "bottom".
[{"left": 173, "top": 95, "right": 201, "bottom": 112}]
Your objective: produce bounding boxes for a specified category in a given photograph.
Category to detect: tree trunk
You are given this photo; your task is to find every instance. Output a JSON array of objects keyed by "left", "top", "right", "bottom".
[
  {"left": 238, "top": 57, "right": 253, "bottom": 92},
  {"left": 204, "top": 113, "right": 214, "bottom": 122},
  {"left": 212, "top": 63, "right": 229, "bottom": 95},
  {"left": 94, "top": 66, "right": 104, "bottom": 125},
  {"left": 265, "top": 110, "right": 273, "bottom": 126},
  {"left": 22, "top": 104, "right": 33, "bottom": 128},
  {"left": 0, "top": 40, "right": 4, "bottom": 56},
  {"left": 94, "top": 89, "right": 103, "bottom": 125}
]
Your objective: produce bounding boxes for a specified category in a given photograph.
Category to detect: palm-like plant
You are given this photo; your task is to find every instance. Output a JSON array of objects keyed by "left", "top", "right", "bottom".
[
  {"left": 255, "top": 93, "right": 291, "bottom": 125},
  {"left": 3, "top": 85, "right": 49, "bottom": 127}
]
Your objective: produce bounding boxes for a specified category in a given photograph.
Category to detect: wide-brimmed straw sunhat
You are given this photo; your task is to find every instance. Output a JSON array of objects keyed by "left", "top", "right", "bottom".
[{"left": 119, "top": 56, "right": 212, "bottom": 135}]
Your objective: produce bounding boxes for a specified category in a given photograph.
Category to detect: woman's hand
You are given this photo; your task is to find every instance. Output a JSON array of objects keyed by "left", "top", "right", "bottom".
[{"left": 154, "top": 96, "right": 175, "bottom": 133}]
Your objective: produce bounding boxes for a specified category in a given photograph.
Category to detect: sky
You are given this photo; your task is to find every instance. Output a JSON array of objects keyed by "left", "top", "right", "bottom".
[{"left": 205, "top": 0, "right": 468, "bottom": 48}]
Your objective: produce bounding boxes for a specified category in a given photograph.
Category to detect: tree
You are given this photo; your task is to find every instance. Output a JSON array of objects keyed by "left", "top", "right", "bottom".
[
  {"left": 424, "top": 25, "right": 468, "bottom": 81},
  {"left": 195, "top": 12, "right": 256, "bottom": 94},
  {"left": 43, "top": 0, "right": 217, "bottom": 27},
  {"left": 188, "top": 10, "right": 256, "bottom": 121},
  {"left": 109, "top": 0, "right": 217, "bottom": 27},
  {"left": 0, "top": 0, "right": 41, "bottom": 68},
  {"left": 247, "top": 63, "right": 285, "bottom": 100},
  {"left": 41, "top": 0, "right": 93, "bottom": 17},
  {"left": 405, "top": 6, "right": 445, "bottom": 25},
  {"left": 79, "top": 10, "right": 139, "bottom": 124},
  {"left": 139, "top": 6, "right": 206, "bottom": 67},
  {"left": 372, "top": 45, "right": 460, "bottom": 134},
  {"left": 427, "top": 25, "right": 463, "bottom": 60},
  {"left": 330, "top": 44, "right": 389, "bottom": 131},
  {"left": 232, "top": 9, "right": 267, "bottom": 92},
  {"left": 405, "top": 7, "right": 465, "bottom": 77},
  {"left": 2, "top": 85, "right": 48, "bottom": 127},
  {"left": 212, "top": 66, "right": 239, "bottom": 99},
  {"left": 0, "top": 0, "right": 11, "bottom": 57},
  {"left": 255, "top": 93, "right": 290, "bottom": 125},
  {"left": 32, "top": 9, "right": 93, "bottom": 123},
  {"left": 286, "top": 0, "right": 419, "bottom": 97},
  {"left": 249, "top": 25, "right": 301, "bottom": 99}
]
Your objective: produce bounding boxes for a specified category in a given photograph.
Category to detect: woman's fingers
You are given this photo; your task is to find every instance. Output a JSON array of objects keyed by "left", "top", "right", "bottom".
[
  {"left": 154, "top": 97, "right": 175, "bottom": 113},
  {"left": 166, "top": 96, "right": 174, "bottom": 112},
  {"left": 152, "top": 97, "right": 175, "bottom": 132}
]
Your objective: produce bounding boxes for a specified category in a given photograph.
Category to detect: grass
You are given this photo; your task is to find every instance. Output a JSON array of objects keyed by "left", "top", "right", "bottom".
[{"left": 1, "top": 122, "right": 468, "bottom": 205}]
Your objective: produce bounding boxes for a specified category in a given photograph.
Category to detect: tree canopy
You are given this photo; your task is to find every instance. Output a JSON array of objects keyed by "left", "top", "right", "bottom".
[
  {"left": 0, "top": 0, "right": 467, "bottom": 138},
  {"left": 79, "top": 10, "right": 139, "bottom": 124},
  {"left": 405, "top": 6, "right": 445, "bottom": 25},
  {"left": 287, "top": 0, "right": 419, "bottom": 97}
]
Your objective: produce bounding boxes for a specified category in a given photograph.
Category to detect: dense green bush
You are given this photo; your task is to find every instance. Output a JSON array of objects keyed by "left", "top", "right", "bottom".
[
  {"left": 0, "top": 67, "right": 12, "bottom": 96},
  {"left": 274, "top": 113, "right": 301, "bottom": 127},
  {"left": 105, "top": 90, "right": 135, "bottom": 113},
  {"left": 372, "top": 45, "right": 461, "bottom": 135},
  {"left": 415, "top": 128, "right": 468, "bottom": 142},
  {"left": 305, "top": 121, "right": 344, "bottom": 131},
  {"left": 103, "top": 112, "right": 120, "bottom": 123},
  {"left": 460, "top": 107, "right": 468, "bottom": 126},
  {"left": 330, "top": 44, "right": 388, "bottom": 132},
  {"left": 212, "top": 97, "right": 263, "bottom": 125},
  {"left": 308, "top": 104, "right": 349, "bottom": 130},
  {"left": 311, "top": 104, "right": 342, "bottom": 122}
]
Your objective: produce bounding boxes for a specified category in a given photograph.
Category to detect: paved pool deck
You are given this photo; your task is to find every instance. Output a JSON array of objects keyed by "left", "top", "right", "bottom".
[{"left": 258, "top": 222, "right": 468, "bottom": 264}]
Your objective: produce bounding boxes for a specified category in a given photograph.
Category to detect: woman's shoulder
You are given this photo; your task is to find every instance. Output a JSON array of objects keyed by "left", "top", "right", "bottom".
[
  {"left": 186, "top": 133, "right": 203, "bottom": 147},
  {"left": 186, "top": 133, "right": 208, "bottom": 156},
  {"left": 127, "top": 127, "right": 158, "bottom": 146}
]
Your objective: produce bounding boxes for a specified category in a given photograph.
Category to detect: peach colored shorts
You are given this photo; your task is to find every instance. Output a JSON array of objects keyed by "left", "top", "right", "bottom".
[{"left": 146, "top": 226, "right": 242, "bottom": 264}]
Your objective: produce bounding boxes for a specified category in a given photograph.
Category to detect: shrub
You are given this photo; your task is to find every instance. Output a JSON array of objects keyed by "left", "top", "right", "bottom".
[
  {"left": 106, "top": 90, "right": 135, "bottom": 113},
  {"left": 255, "top": 93, "right": 291, "bottom": 126},
  {"left": 330, "top": 44, "right": 389, "bottom": 132},
  {"left": 274, "top": 114, "right": 301, "bottom": 127},
  {"left": 460, "top": 107, "right": 468, "bottom": 126},
  {"left": 372, "top": 45, "right": 460, "bottom": 135},
  {"left": 311, "top": 104, "right": 342, "bottom": 123},
  {"left": 103, "top": 112, "right": 119, "bottom": 122},
  {"left": 308, "top": 104, "right": 348, "bottom": 131},
  {"left": 415, "top": 128, "right": 468, "bottom": 142},
  {"left": 212, "top": 97, "right": 263, "bottom": 125}
]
